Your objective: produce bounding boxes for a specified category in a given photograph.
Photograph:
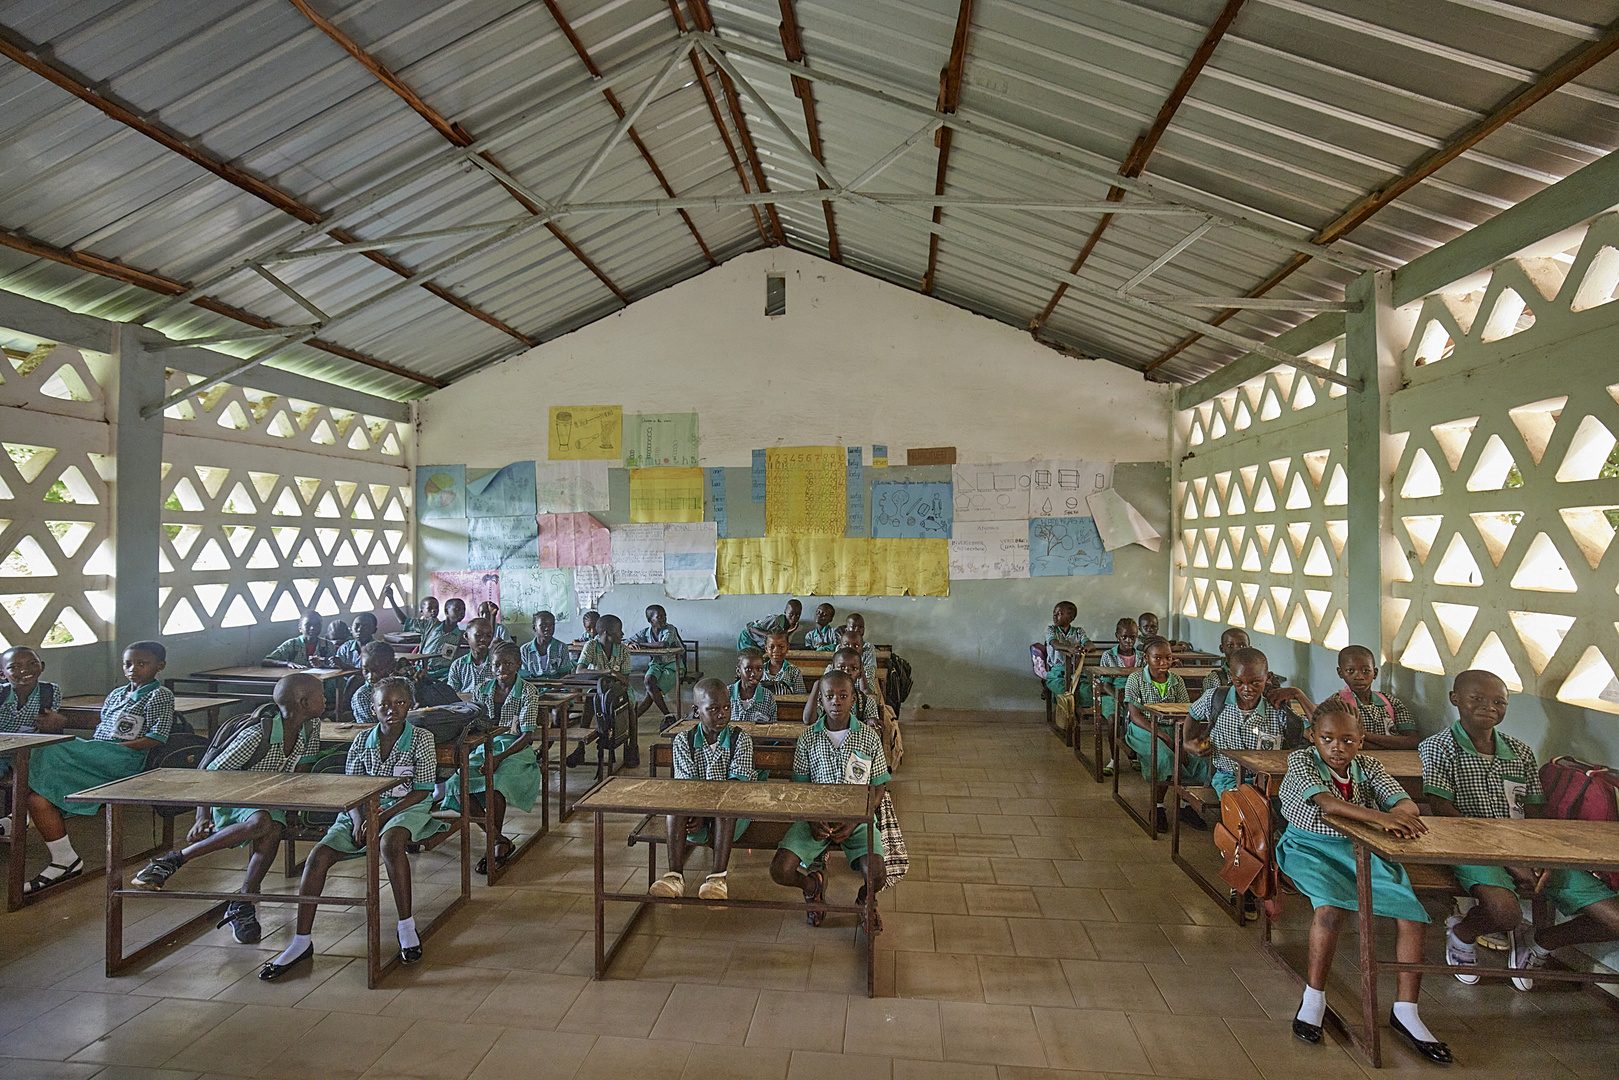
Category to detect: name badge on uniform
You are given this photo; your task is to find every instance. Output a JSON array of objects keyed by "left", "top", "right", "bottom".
[
  {"left": 1503, "top": 779, "right": 1528, "bottom": 819},
  {"left": 389, "top": 763, "right": 413, "bottom": 800},
  {"left": 843, "top": 750, "right": 873, "bottom": 786},
  {"left": 1253, "top": 726, "right": 1280, "bottom": 752},
  {"left": 440, "top": 642, "right": 458, "bottom": 660},
  {"left": 111, "top": 712, "right": 143, "bottom": 740}
]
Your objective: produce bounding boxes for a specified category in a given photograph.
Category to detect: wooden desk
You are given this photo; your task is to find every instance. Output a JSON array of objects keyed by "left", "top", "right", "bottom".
[
  {"left": 1081, "top": 667, "right": 1215, "bottom": 782},
  {"left": 1314, "top": 817, "right": 1619, "bottom": 1066},
  {"left": 1112, "top": 702, "right": 1193, "bottom": 840},
  {"left": 1225, "top": 749, "right": 1424, "bottom": 790},
  {"left": 66, "top": 768, "right": 470, "bottom": 987},
  {"left": 578, "top": 776, "right": 879, "bottom": 994},
  {"left": 518, "top": 683, "right": 599, "bottom": 820},
  {"left": 172, "top": 667, "right": 353, "bottom": 721},
  {"left": 650, "top": 720, "right": 802, "bottom": 777},
  {"left": 2, "top": 733, "right": 77, "bottom": 911},
  {"left": 60, "top": 695, "right": 241, "bottom": 735}
]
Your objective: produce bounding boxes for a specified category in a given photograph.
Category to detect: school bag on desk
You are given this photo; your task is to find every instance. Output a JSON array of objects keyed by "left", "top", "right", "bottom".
[{"left": 1540, "top": 756, "right": 1619, "bottom": 889}]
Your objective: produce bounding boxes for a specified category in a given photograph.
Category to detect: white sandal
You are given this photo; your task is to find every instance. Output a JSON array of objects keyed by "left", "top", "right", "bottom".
[{"left": 23, "top": 858, "right": 83, "bottom": 894}]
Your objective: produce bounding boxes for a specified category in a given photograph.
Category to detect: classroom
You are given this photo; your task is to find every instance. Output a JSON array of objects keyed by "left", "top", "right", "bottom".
[{"left": 1, "top": 1, "right": 1618, "bottom": 1076}]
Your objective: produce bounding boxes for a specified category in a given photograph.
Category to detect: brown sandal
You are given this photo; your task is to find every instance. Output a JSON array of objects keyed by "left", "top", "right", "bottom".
[{"left": 802, "top": 868, "right": 826, "bottom": 927}]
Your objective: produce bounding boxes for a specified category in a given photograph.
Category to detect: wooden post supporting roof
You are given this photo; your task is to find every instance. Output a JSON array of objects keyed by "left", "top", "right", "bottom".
[{"left": 921, "top": 0, "right": 976, "bottom": 295}]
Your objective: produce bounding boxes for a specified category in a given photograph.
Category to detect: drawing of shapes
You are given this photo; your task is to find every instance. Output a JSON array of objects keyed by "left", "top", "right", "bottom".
[
  {"left": 1032, "top": 469, "right": 1052, "bottom": 489},
  {"left": 430, "top": 569, "right": 500, "bottom": 614},
  {"left": 466, "top": 461, "right": 537, "bottom": 518},
  {"left": 468, "top": 515, "right": 539, "bottom": 570},
  {"left": 871, "top": 481, "right": 953, "bottom": 539},
  {"left": 500, "top": 567, "right": 571, "bottom": 624},
  {"left": 1028, "top": 516, "right": 1114, "bottom": 577},
  {"left": 416, "top": 465, "right": 464, "bottom": 520},
  {"left": 1056, "top": 469, "right": 1081, "bottom": 490},
  {"left": 994, "top": 472, "right": 1018, "bottom": 491}
]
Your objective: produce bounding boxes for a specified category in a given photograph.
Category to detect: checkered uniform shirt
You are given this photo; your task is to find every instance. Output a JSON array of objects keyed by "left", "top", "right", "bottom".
[
  {"left": 804, "top": 625, "right": 840, "bottom": 651},
  {"left": 1206, "top": 660, "right": 1233, "bottom": 688},
  {"left": 473, "top": 678, "right": 541, "bottom": 734},
  {"left": 808, "top": 690, "right": 882, "bottom": 728},
  {"left": 346, "top": 722, "right": 437, "bottom": 809},
  {"left": 520, "top": 637, "right": 574, "bottom": 677},
  {"left": 1420, "top": 721, "right": 1544, "bottom": 818},
  {"left": 1337, "top": 689, "right": 1415, "bottom": 737},
  {"left": 446, "top": 653, "right": 495, "bottom": 694},
  {"left": 673, "top": 723, "right": 756, "bottom": 782},
  {"left": 335, "top": 638, "right": 368, "bottom": 667},
  {"left": 1190, "top": 684, "right": 1288, "bottom": 778},
  {"left": 420, "top": 622, "right": 465, "bottom": 671},
  {"left": 265, "top": 634, "right": 337, "bottom": 665},
  {"left": 793, "top": 717, "right": 890, "bottom": 786},
  {"left": 1278, "top": 748, "right": 1411, "bottom": 836},
  {"left": 1098, "top": 646, "right": 1140, "bottom": 671},
  {"left": 631, "top": 625, "right": 685, "bottom": 676},
  {"left": 349, "top": 679, "right": 384, "bottom": 726},
  {"left": 1123, "top": 670, "right": 1189, "bottom": 729},
  {"left": 95, "top": 682, "right": 174, "bottom": 743},
  {"left": 1045, "top": 624, "right": 1088, "bottom": 678},
  {"left": 0, "top": 681, "right": 59, "bottom": 733},
  {"left": 762, "top": 660, "right": 806, "bottom": 695},
  {"left": 747, "top": 613, "right": 793, "bottom": 639},
  {"left": 577, "top": 638, "right": 628, "bottom": 676},
  {"left": 730, "top": 681, "right": 776, "bottom": 724},
  {"left": 205, "top": 711, "right": 318, "bottom": 774}
]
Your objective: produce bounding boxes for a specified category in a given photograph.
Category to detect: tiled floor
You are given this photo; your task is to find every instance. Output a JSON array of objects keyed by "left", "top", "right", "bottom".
[{"left": 2, "top": 712, "right": 1616, "bottom": 1079}]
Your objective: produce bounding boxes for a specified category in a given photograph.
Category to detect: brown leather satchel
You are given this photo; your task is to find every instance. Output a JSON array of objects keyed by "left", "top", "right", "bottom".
[{"left": 1213, "top": 783, "right": 1277, "bottom": 900}]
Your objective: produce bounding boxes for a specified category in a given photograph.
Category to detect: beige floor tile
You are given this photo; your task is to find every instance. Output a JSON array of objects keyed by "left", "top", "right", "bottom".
[
  {"left": 288, "top": 957, "right": 403, "bottom": 1016},
  {"left": 1006, "top": 919, "right": 1097, "bottom": 960},
  {"left": 1126, "top": 1013, "right": 1260, "bottom": 1079},
  {"left": 637, "top": 937, "right": 734, "bottom": 984},
  {"left": 931, "top": 915, "right": 1016, "bottom": 957},
  {"left": 1009, "top": 837, "right": 1080, "bottom": 861},
  {"left": 887, "top": 881, "right": 967, "bottom": 916},
  {"left": 259, "top": 1011, "right": 412, "bottom": 1080},
  {"left": 988, "top": 859, "right": 1065, "bottom": 887},
  {"left": 1221, "top": 1017, "right": 1366, "bottom": 1080},
  {"left": 1031, "top": 888, "right": 1112, "bottom": 922},
  {"left": 471, "top": 970, "right": 587, "bottom": 1030},
  {"left": 556, "top": 978, "right": 675, "bottom": 1037},
  {"left": 1029, "top": 1006, "right": 1151, "bottom": 1074},
  {"left": 572, "top": 1035, "right": 691, "bottom": 1080},
  {"left": 946, "top": 797, "right": 1003, "bottom": 815},
  {"left": 895, "top": 951, "right": 983, "bottom": 1002},
  {"left": 923, "top": 813, "right": 984, "bottom": 835},
  {"left": 845, "top": 996, "right": 943, "bottom": 1061},
  {"left": 650, "top": 983, "right": 760, "bottom": 1045},
  {"left": 926, "top": 857, "right": 997, "bottom": 884},
  {"left": 962, "top": 885, "right": 1042, "bottom": 918},
  {"left": 1059, "top": 960, "right": 1168, "bottom": 1014},
  {"left": 746, "top": 989, "right": 848, "bottom": 1053},
  {"left": 871, "top": 910, "right": 934, "bottom": 953},
  {"left": 0, "top": 1063, "right": 101, "bottom": 1080},
  {"left": 938, "top": 1002, "right": 1045, "bottom": 1067},
  {"left": 5, "top": 994, "right": 160, "bottom": 1062},
  {"left": 720, "top": 942, "right": 815, "bottom": 991},
  {"left": 467, "top": 1028, "right": 595, "bottom": 1080},
  {"left": 680, "top": 1041, "right": 791, "bottom": 1080},
  {"left": 377, "top": 964, "right": 506, "bottom": 1023},
  {"left": 67, "top": 998, "right": 240, "bottom": 1068},
  {"left": 357, "top": 1018, "right": 505, "bottom": 1080},
  {"left": 1050, "top": 861, "right": 1132, "bottom": 890},
  {"left": 1145, "top": 964, "right": 1269, "bottom": 1018},
  {"left": 975, "top": 815, "right": 1040, "bottom": 837},
  {"left": 1080, "top": 922, "right": 1184, "bottom": 965},
  {"left": 126, "top": 946, "right": 265, "bottom": 1002},
  {"left": 1101, "top": 888, "right": 1195, "bottom": 925},
  {"left": 164, "top": 1003, "right": 325, "bottom": 1074},
  {"left": 978, "top": 957, "right": 1074, "bottom": 1007},
  {"left": 0, "top": 989, "right": 79, "bottom": 1039},
  {"left": 785, "top": 1049, "right": 893, "bottom": 1080}
]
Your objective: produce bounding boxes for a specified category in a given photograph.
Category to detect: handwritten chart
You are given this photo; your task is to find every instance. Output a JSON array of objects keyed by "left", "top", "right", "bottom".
[
  {"left": 429, "top": 570, "right": 499, "bottom": 613},
  {"left": 629, "top": 467, "right": 704, "bottom": 523},
  {"left": 949, "top": 520, "right": 1031, "bottom": 579},
  {"left": 764, "top": 446, "right": 846, "bottom": 537},
  {"left": 846, "top": 446, "right": 864, "bottom": 537},
  {"left": 467, "top": 515, "right": 539, "bottom": 570},
  {"left": 609, "top": 524, "right": 665, "bottom": 584},
  {"left": 664, "top": 522, "right": 719, "bottom": 600},
  {"left": 535, "top": 461, "right": 610, "bottom": 513},
  {"left": 549, "top": 405, "right": 622, "bottom": 460},
  {"left": 623, "top": 413, "right": 699, "bottom": 468},
  {"left": 536, "top": 512, "right": 610, "bottom": 568},
  {"left": 707, "top": 468, "right": 728, "bottom": 538},
  {"left": 717, "top": 537, "right": 948, "bottom": 596},
  {"left": 466, "top": 461, "right": 536, "bottom": 518}
]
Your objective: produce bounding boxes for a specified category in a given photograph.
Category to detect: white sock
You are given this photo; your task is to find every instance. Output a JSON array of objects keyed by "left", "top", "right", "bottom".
[
  {"left": 398, "top": 916, "right": 419, "bottom": 949},
  {"left": 273, "top": 934, "right": 312, "bottom": 966},
  {"left": 1531, "top": 941, "right": 1554, "bottom": 959},
  {"left": 44, "top": 836, "right": 79, "bottom": 873},
  {"left": 432, "top": 782, "right": 446, "bottom": 803},
  {"left": 706, "top": 871, "right": 726, "bottom": 880},
  {"left": 1392, "top": 1001, "right": 1436, "bottom": 1042},
  {"left": 1296, "top": 985, "right": 1326, "bottom": 1026},
  {"left": 1447, "top": 926, "right": 1476, "bottom": 958}
]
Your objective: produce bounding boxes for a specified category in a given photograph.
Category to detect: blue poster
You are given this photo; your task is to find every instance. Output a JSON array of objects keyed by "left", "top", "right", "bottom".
[
  {"left": 416, "top": 465, "right": 464, "bottom": 520},
  {"left": 466, "top": 461, "right": 536, "bottom": 518},
  {"left": 751, "top": 449, "right": 767, "bottom": 502},
  {"left": 707, "top": 467, "right": 728, "bottom": 538},
  {"left": 467, "top": 515, "right": 539, "bottom": 570},
  {"left": 871, "top": 481, "right": 952, "bottom": 539},
  {"left": 845, "top": 446, "right": 864, "bottom": 537},
  {"left": 1029, "top": 516, "right": 1113, "bottom": 576}
]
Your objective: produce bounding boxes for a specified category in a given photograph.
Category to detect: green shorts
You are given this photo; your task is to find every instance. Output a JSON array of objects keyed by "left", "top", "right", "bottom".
[
  {"left": 687, "top": 817, "right": 750, "bottom": 845},
  {"left": 1122, "top": 723, "right": 1211, "bottom": 785},
  {"left": 1453, "top": 864, "right": 1619, "bottom": 916},
  {"left": 211, "top": 806, "right": 286, "bottom": 844},
  {"left": 779, "top": 820, "right": 883, "bottom": 869},
  {"left": 646, "top": 664, "right": 678, "bottom": 696}
]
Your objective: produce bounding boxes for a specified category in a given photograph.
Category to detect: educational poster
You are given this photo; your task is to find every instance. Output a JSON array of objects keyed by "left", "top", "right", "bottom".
[
  {"left": 751, "top": 449, "right": 767, "bottom": 502},
  {"left": 609, "top": 524, "right": 665, "bottom": 584},
  {"left": 949, "top": 520, "right": 1031, "bottom": 580},
  {"left": 573, "top": 564, "right": 614, "bottom": 611},
  {"left": 429, "top": 570, "right": 499, "bottom": 614},
  {"left": 664, "top": 522, "right": 719, "bottom": 600},
  {"left": 416, "top": 465, "right": 465, "bottom": 520},
  {"left": 499, "top": 568, "right": 572, "bottom": 624},
  {"left": 707, "top": 468, "right": 728, "bottom": 538},
  {"left": 467, "top": 515, "right": 539, "bottom": 570},
  {"left": 535, "top": 512, "right": 611, "bottom": 568},
  {"left": 764, "top": 446, "right": 846, "bottom": 536},
  {"left": 882, "top": 538, "right": 949, "bottom": 596},
  {"left": 465, "top": 461, "right": 537, "bottom": 518},
  {"left": 871, "top": 481, "right": 953, "bottom": 539},
  {"left": 716, "top": 537, "right": 948, "bottom": 597},
  {"left": 623, "top": 412, "right": 699, "bottom": 468},
  {"left": 872, "top": 445, "right": 888, "bottom": 468},
  {"left": 1029, "top": 516, "right": 1113, "bottom": 576},
  {"left": 419, "top": 517, "right": 469, "bottom": 572},
  {"left": 534, "top": 461, "right": 611, "bottom": 513},
  {"left": 845, "top": 446, "right": 864, "bottom": 537},
  {"left": 1087, "top": 488, "right": 1162, "bottom": 552},
  {"left": 629, "top": 467, "right": 704, "bottom": 523},
  {"left": 1030, "top": 460, "right": 1114, "bottom": 518},
  {"left": 952, "top": 460, "right": 1115, "bottom": 521},
  {"left": 548, "top": 405, "right": 621, "bottom": 460}
]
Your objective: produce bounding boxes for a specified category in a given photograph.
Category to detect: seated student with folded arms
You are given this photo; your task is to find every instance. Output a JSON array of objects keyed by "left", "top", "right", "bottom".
[
  {"left": 738, "top": 598, "right": 801, "bottom": 651},
  {"left": 22, "top": 641, "right": 174, "bottom": 893},
  {"left": 653, "top": 677, "right": 755, "bottom": 902},
  {"left": 1122, "top": 637, "right": 1207, "bottom": 830},
  {"left": 263, "top": 676, "right": 445, "bottom": 979},
  {"left": 1187, "top": 647, "right": 1313, "bottom": 795},
  {"left": 383, "top": 585, "right": 437, "bottom": 634},
  {"left": 1424, "top": 669, "right": 1619, "bottom": 991},
  {"left": 1136, "top": 611, "right": 1192, "bottom": 652},
  {"left": 1277, "top": 696, "right": 1451, "bottom": 1062},
  {"left": 761, "top": 631, "right": 806, "bottom": 694},
  {"left": 520, "top": 610, "right": 574, "bottom": 679},
  {"left": 731, "top": 648, "right": 777, "bottom": 724},
  {"left": 446, "top": 641, "right": 541, "bottom": 875},
  {"left": 804, "top": 603, "right": 839, "bottom": 650},
  {"left": 771, "top": 670, "right": 888, "bottom": 931},
  {"left": 336, "top": 612, "right": 379, "bottom": 669},
  {"left": 1096, "top": 617, "right": 1140, "bottom": 728},
  {"left": 1043, "top": 600, "right": 1089, "bottom": 730},
  {"left": 576, "top": 613, "right": 635, "bottom": 768},
  {"left": 477, "top": 600, "right": 511, "bottom": 642},
  {"left": 265, "top": 609, "right": 337, "bottom": 669},
  {"left": 420, "top": 597, "right": 467, "bottom": 678},
  {"left": 348, "top": 641, "right": 397, "bottom": 725},
  {"left": 629, "top": 604, "right": 684, "bottom": 729},
  {"left": 130, "top": 673, "right": 325, "bottom": 944},
  {"left": 1335, "top": 645, "right": 1419, "bottom": 749},
  {"left": 446, "top": 618, "right": 495, "bottom": 694}
]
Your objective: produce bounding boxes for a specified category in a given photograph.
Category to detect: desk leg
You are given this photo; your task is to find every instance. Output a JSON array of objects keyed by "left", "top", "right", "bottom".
[
  {"left": 1355, "top": 840, "right": 1381, "bottom": 1068},
  {"left": 365, "top": 797, "right": 382, "bottom": 989},
  {"left": 8, "top": 749, "right": 30, "bottom": 912},
  {"left": 864, "top": 811, "right": 875, "bottom": 998},
  {"left": 105, "top": 803, "right": 123, "bottom": 976},
  {"left": 593, "top": 809, "right": 605, "bottom": 980}
]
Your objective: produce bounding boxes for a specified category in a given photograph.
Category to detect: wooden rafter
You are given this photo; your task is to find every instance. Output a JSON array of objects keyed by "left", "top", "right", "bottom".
[
  {"left": 1145, "top": 14, "right": 1619, "bottom": 376},
  {"left": 1029, "top": 0, "right": 1246, "bottom": 334},
  {"left": 777, "top": 1, "right": 840, "bottom": 261},
  {"left": 286, "top": 0, "right": 631, "bottom": 307},
  {"left": 0, "top": 228, "right": 445, "bottom": 388},
  {"left": 921, "top": 0, "right": 976, "bottom": 295}
]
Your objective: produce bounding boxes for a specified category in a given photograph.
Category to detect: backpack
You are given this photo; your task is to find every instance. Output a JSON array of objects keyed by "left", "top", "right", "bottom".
[
  {"left": 198, "top": 703, "right": 316, "bottom": 771},
  {"left": 412, "top": 672, "right": 462, "bottom": 707},
  {"left": 1213, "top": 781, "right": 1279, "bottom": 910},
  {"left": 0, "top": 681, "right": 59, "bottom": 718},
  {"left": 1540, "top": 756, "right": 1619, "bottom": 889},
  {"left": 1336, "top": 688, "right": 1396, "bottom": 729},
  {"left": 143, "top": 724, "right": 213, "bottom": 819},
  {"left": 884, "top": 654, "right": 913, "bottom": 710},
  {"left": 1029, "top": 644, "right": 1050, "bottom": 681}
]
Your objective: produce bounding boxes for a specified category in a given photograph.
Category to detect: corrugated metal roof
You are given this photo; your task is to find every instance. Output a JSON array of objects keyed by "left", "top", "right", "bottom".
[{"left": 1, "top": 0, "right": 1617, "bottom": 397}]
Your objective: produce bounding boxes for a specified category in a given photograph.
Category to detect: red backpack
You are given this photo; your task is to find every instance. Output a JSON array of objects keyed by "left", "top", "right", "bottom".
[{"left": 1539, "top": 756, "right": 1619, "bottom": 889}]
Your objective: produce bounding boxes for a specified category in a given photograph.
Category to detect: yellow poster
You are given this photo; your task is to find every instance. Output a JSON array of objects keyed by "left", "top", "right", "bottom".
[
  {"left": 549, "top": 405, "right": 622, "bottom": 460},
  {"left": 716, "top": 538, "right": 948, "bottom": 596},
  {"left": 765, "top": 446, "right": 846, "bottom": 536},
  {"left": 629, "top": 467, "right": 704, "bottom": 523}
]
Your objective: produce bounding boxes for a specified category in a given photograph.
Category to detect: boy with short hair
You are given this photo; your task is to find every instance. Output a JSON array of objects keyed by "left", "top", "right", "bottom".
[
  {"left": 577, "top": 614, "right": 634, "bottom": 768},
  {"left": 1423, "top": 669, "right": 1619, "bottom": 991},
  {"left": 804, "top": 603, "right": 839, "bottom": 650},
  {"left": 1137, "top": 612, "right": 1191, "bottom": 652},
  {"left": 1044, "top": 601, "right": 1089, "bottom": 731},
  {"left": 731, "top": 648, "right": 777, "bottom": 724},
  {"left": 838, "top": 619, "right": 880, "bottom": 692},
  {"left": 629, "top": 604, "right": 684, "bottom": 727},
  {"left": 265, "top": 609, "right": 337, "bottom": 669},
  {"left": 1336, "top": 645, "right": 1418, "bottom": 749},
  {"left": 654, "top": 677, "right": 755, "bottom": 902},
  {"left": 446, "top": 618, "right": 496, "bottom": 694},
  {"left": 383, "top": 585, "right": 437, "bottom": 634},
  {"left": 520, "top": 610, "right": 574, "bottom": 679},
  {"left": 1207, "top": 627, "right": 1250, "bottom": 687},
  {"left": 1123, "top": 637, "right": 1206, "bottom": 831},
  {"left": 336, "top": 612, "right": 379, "bottom": 668},
  {"left": 738, "top": 599, "right": 801, "bottom": 651},
  {"left": 130, "top": 673, "right": 325, "bottom": 943},
  {"left": 801, "top": 647, "right": 882, "bottom": 728},
  {"left": 349, "top": 641, "right": 397, "bottom": 726},
  {"left": 771, "top": 670, "right": 888, "bottom": 931},
  {"left": 0, "top": 646, "right": 66, "bottom": 735},
  {"left": 761, "top": 631, "right": 805, "bottom": 694},
  {"left": 420, "top": 597, "right": 467, "bottom": 677},
  {"left": 1188, "top": 647, "right": 1313, "bottom": 795}
]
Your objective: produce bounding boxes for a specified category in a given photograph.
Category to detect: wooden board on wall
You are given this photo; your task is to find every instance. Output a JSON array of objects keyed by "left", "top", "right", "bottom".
[{"left": 907, "top": 446, "right": 957, "bottom": 466}]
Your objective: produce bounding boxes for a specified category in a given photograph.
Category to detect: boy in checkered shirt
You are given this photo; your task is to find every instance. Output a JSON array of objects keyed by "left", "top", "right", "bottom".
[
  {"left": 1335, "top": 645, "right": 1418, "bottom": 749},
  {"left": 1423, "top": 669, "right": 1619, "bottom": 991},
  {"left": 652, "top": 678, "right": 755, "bottom": 903}
]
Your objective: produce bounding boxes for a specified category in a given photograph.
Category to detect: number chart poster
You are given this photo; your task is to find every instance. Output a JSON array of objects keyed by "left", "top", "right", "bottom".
[
  {"left": 764, "top": 446, "right": 846, "bottom": 537},
  {"left": 549, "top": 405, "right": 622, "bottom": 460},
  {"left": 623, "top": 412, "right": 699, "bottom": 468},
  {"left": 1028, "top": 516, "right": 1113, "bottom": 577}
]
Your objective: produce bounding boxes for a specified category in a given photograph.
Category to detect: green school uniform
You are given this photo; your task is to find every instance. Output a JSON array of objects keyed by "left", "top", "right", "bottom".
[
  {"left": 443, "top": 679, "right": 542, "bottom": 814},
  {"left": 30, "top": 681, "right": 174, "bottom": 815}
]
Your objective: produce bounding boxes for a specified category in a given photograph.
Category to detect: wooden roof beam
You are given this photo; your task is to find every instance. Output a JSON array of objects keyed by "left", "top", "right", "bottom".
[
  {"left": 778, "top": 1, "right": 840, "bottom": 261},
  {"left": 921, "top": 0, "right": 975, "bottom": 295}
]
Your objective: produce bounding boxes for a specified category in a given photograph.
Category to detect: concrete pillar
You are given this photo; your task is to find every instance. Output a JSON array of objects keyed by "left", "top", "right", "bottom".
[{"left": 109, "top": 324, "right": 165, "bottom": 650}]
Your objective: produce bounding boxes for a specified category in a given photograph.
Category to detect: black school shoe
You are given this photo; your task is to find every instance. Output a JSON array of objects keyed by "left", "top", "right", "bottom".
[
  {"left": 1389, "top": 1011, "right": 1453, "bottom": 1064},
  {"left": 1153, "top": 806, "right": 1169, "bottom": 833},
  {"left": 1178, "top": 806, "right": 1208, "bottom": 831},
  {"left": 259, "top": 944, "right": 313, "bottom": 981},
  {"left": 400, "top": 944, "right": 423, "bottom": 965},
  {"left": 218, "top": 900, "right": 262, "bottom": 944},
  {"left": 1292, "top": 1018, "right": 1323, "bottom": 1044}
]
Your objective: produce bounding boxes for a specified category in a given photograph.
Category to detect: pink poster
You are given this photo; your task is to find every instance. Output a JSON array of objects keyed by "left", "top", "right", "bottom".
[
  {"left": 536, "top": 512, "right": 611, "bottom": 568},
  {"left": 428, "top": 570, "right": 500, "bottom": 614}
]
